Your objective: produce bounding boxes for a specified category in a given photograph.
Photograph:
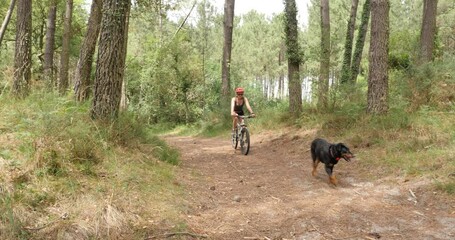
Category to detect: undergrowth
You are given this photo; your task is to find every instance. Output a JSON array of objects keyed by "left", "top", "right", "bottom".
[{"left": 0, "top": 92, "right": 183, "bottom": 239}]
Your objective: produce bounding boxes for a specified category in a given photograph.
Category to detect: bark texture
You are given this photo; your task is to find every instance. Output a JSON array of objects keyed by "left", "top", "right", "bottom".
[
  {"left": 58, "top": 0, "right": 73, "bottom": 93},
  {"left": 419, "top": 0, "right": 438, "bottom": 63},
  {"left": 221, "top": 0, "right": 235, "bottom": 102},
  {"left": 74, "top": 0, "right": 102, "bottom": 101},
  {"left": 285, "top": 0, "right": 302, "bottom": 116},
  {"left": 13, "top": 0, "right": 32, "bottom": 98},
  {"left": 340, "top": 0, "right": 359, "bottom": 84},
  {"left": 318, "top": 0, "right": 330, "bottom": 109},
  {"left": 43, "top": 0, "right": 57, "bottom": 86},
  {"left": 90, "top": 0, "right": 130, "bottom": 120},
  {"left": 350, "top": 0, "right": 371, "bottom": 83},
  {"left": 367, "top": 0, "right": 389, "bottom": 114},
  {"left": 0, "top": 0, "right": 16, "bottom": 47}
]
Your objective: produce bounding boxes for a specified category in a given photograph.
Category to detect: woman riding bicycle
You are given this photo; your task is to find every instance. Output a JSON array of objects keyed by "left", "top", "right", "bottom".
[{"left": 231, "top": 87, "right": 255, "bottom": 135}]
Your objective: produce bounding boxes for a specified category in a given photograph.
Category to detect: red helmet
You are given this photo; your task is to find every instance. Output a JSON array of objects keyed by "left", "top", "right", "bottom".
[{"left": 235, "top": 87, "right": 244, "bottom": 94}]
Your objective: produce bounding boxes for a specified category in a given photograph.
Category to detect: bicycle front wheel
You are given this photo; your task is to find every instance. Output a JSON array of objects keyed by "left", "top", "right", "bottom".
[
  {"left": 240, "top": 128, "right": 250, "bottom": 155},
  {"left": 232, "top": 131, "right": 238, "bottom": 149}
]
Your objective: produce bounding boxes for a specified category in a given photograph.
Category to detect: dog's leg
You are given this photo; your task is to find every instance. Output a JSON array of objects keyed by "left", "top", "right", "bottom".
[
  {"left": 312, "top": 159, "right": 320, "bottom": 176},
  {"left": 329, "top": 175, "right": 338, "bottom": 186},
  {"left": 325, "top": 165, "right": 337, "bottom": 186}
]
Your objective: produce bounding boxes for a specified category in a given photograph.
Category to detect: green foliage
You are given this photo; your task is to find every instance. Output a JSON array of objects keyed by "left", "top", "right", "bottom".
[
  {"left": 0, "top": 91, "right": 180, "bottom": 170},
  {"left": 233, "top": 12, "right": 285, "bottom": 81},
  {"left": 388, "top": 53, "right": 411, "bottom": 70},
  {"left": 126, "top": 28, "right": 205, "bottom": 124},
  {"left": 148, "top": 135, "right": 180, "bottom": 165},
  {"left": 389, "top": 57, "right": 455, "bottom": 113},
  {"left": 103, "top": 112, "right": 150, "bottom": 147}
]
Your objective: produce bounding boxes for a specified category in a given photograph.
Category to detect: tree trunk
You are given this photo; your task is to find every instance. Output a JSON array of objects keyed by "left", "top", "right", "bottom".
[
  {"left": 43, "top": 0, "right": 57, "bottom": 87},
  {"left": 221, "top": 0, "right": 235, "bottom": 103},
  {"left": 90, "top": 0, "right": 130, "bottom": 120},
  {"left": 419, "top": 0, "right": 438, "bottom": 63},
  {"left": 285, "top": 0, "right": 302, "bottom": 116},
  {"left": 74, "top": 0, "right": 102, "bottom": 101},
  {"left": 13, "top": 0, "right": 32, "bottom": 98},
  {"left": 350, "top": 0, "right": 371, "bottom": 83},
  {"left": 367, "top": 0, "right": 389, "bottom": 114},
  {"left": 37, "top": 17, "right": 45, "bottom": 54},
  {"left": 58, "top": 0, "right": 73, "bottom": 94},
  {"left": 318, "top": 0, "right": 330, "bottom": 109},
  {"left": 196, "top": 0, "right": 208, "bottom": 90},
  {"left": 0, "top": 0, "right": 16, "bottom": 48},
  {"left": 119, "top": 2, "right": 130, "bottom": 110},
  {"left": 340, "top": 0, "right": 359, "bottom": 84},
  {"left": 278, "top": 45, "right": 285, "bottom": 99}
]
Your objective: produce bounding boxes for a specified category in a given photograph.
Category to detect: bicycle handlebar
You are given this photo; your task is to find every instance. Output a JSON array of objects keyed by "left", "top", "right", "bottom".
[{"left": 236, "top": 115, "right": 255, "bottom": 119}]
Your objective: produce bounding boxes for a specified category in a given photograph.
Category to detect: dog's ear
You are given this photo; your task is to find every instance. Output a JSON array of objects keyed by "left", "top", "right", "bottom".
[
  {"left": 338, "top": 143, "right": 352, "bottom": 154},
  {"left": 335, "top": 143, "right": 345, "bottom": 153}
]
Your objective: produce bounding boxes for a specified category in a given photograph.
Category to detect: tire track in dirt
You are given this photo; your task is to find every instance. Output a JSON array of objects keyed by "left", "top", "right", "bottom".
[{"left": 165, "top": 131, "right": 455, "bottom": 240}]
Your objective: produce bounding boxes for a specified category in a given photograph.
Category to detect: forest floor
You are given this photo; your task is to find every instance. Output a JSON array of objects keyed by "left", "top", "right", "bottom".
[{"left": 163, "top": 129, "right": 455, "bottom": 240}]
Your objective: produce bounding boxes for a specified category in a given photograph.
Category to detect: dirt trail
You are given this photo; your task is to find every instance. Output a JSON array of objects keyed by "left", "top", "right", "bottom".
[{"left": 164, "top": 130, "right": 455, "bottom": 240}]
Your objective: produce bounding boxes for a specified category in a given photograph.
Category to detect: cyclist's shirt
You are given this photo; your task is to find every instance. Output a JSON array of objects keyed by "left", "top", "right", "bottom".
[{"left": 234, "top": 99, "right": 244, "bottom": 115}]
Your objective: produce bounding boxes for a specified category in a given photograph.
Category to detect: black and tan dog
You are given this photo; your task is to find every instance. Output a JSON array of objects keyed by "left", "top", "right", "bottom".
[{"left": 311, "top": 138, "right": 354, "bottom": 185}]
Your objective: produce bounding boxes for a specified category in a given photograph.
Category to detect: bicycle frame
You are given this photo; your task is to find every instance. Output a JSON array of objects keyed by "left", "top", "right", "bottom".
[
  {"left": 236, "top": 116, "right": 247, "bottom": 130},
  {"left": 232, "top": 115, "right": 254, "bottom": 155}
]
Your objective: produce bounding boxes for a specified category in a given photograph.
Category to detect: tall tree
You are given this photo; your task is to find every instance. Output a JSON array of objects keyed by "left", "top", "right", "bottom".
[
  {"left": 196, "top": 1, "right": 207, "bottom": 84},
  {"left": 13, "top": 0, "right": 32, "bottom": 98},
  {"left": 43, "top": 0, "right": 57, "bottom": 87},
  {"left": 90, "top": 0, "right": 131, "bottom": 120},
  {"left": 278, "top": 44, "right": 286, "bottom": 99},
  {"left": 350, "top": 0, "right": 371, "bottom": 83},
  {"left": 221, "top": 0, "right": 235, "bottom": 103},
  {"left": 318, "top": 0, "right": 330, "bottom": 109},
  {"left": 367, "top": 0, "right": 389, "bottom": 114},
  {"left": 419, "top": 0, "right": 438, "bottom": 63},
  {"left": 0, "top": 0, "right": 16, "bottom": 48},
  {"left": 340, "top": 0, "right": 359, "bottom": 84},
  {"left": 58, "top": 0, "right": 73, "bottom": 94},
  {"left": 119, "top": 0, "right": 130, "bottom": 110},
  {"left": 285, "top": 0, "right": 302, "bottom": 116},
  {"left": 74, "top": 0, "right": 102, "bottom": 101}
]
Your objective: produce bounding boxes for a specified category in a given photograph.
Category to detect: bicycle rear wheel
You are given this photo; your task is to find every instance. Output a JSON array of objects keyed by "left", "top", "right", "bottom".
[{"left": 240, "top": 128, "right": 250, "bottom": 155}]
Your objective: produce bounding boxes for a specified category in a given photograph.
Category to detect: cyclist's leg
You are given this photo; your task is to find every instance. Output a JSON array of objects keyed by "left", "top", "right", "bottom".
[
  {"left": 232, "top": 116, "right": 237, "bottom": 131},
  {"left": 233, "top": 111, "right": 244, "bottom": 133},
  {"left": 232, "top": 115, "right": 239, "bottom": 139}
]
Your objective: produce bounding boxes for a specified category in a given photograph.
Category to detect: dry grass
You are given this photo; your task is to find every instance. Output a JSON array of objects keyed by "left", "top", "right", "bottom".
[
  {"left": 0, "top": 94, "right": 186, "bottom": 240},
  {"left": 3, "top": 146, "right": 184, "bottom": 239}
]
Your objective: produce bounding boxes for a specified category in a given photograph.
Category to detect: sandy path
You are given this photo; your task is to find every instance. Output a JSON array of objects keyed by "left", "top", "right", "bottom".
[{"left": 164, "top": 131, "right": 455, "bottom": 239}]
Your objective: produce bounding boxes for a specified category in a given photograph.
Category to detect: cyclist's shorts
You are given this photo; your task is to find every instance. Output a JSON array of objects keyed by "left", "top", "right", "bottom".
[{"left": 234, "top": 110, "right": 244, "bottom": 116}]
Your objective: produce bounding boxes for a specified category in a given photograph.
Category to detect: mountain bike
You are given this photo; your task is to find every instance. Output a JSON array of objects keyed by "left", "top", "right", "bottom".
[{"left": 231, "top": 115, "right": 254, "bottom": 155}]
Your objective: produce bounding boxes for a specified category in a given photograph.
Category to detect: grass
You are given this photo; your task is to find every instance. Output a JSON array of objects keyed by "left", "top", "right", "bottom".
[{"left": 0, "top": 92, "right": 185, "bottom": 239}]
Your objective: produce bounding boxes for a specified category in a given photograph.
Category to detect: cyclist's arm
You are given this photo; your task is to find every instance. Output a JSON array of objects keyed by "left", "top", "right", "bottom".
[
  {"left": 244, "top": 97, "right": 254, "bottom": 115},
  {"left": 231, "top": 97, "right": 237, "bottom": 116}
]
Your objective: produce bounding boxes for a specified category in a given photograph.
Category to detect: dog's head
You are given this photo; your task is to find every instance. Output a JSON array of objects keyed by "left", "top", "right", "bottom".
[{"left": 335, "top": 143, "right": 354, "bottom": 162}]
